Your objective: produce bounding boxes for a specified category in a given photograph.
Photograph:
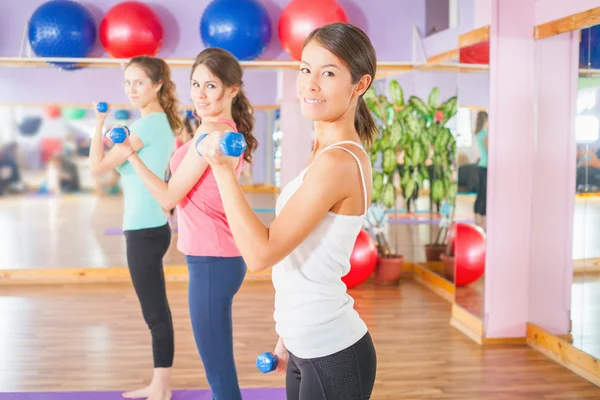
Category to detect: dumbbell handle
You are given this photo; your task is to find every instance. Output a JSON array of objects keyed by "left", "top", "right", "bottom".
[
  {"left": 196, "top": 132, "right": 247, "bottom": 157},
  {"left": 256, "top": 352, "right": 278, "bottom": 374},
  {"left": 96, "top": 102, "right": 108, "bottom": 113},
  {"left": 105, "top": 126, "right": 130, "bottom": 144}
]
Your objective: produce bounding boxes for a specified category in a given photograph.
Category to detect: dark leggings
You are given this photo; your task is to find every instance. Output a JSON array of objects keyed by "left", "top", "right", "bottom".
[
  {"left": 286, "top": 332, "right": 377, "bottom": 400},
  {"left": 474, "top": 166, "right": 487, "bottom": 216},
  {"left": 124, "top": 223, "right": 174, "bottom": 368},
  {"left": 185, "top": 255, "right": 247, "bottom": 400}
]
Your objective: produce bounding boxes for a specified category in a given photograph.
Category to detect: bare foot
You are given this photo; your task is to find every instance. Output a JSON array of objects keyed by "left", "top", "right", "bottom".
[
  {"left": 123, "top": 385, "right": 172, "bottom": 400},
  {"left": 122, "top": 385, "right": 152, "bottom": 399},
  {"left": 123, "top": 368, "right": 172, "bottom": 399},
  {"left": 148, "top": 388, "right": 172, "bottom": 400}
]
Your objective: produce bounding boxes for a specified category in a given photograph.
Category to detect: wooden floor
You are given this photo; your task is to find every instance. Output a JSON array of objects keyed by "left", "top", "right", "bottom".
[{"left": 1, "top": 280, "right": 599, "bottom": 399}]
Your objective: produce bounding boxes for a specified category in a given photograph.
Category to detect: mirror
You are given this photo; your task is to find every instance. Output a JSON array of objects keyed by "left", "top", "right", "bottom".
[
  {"left": 571, "top": 23, "right": 600, "bottom": 359},
  {"left": 451, "top": 15, "right": 491, "bottom": 321},
  {"left": 0, "top": 104, "right": 279, "bottom": 274},
  {"left": 360, "top": 1, "right": 460, "bottom": 293}
]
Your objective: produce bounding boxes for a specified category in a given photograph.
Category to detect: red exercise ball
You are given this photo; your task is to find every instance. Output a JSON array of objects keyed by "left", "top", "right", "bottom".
[
  {"left": 278, "top": 0, "right": 349, "bottom": 61},
  {"left": 100, "top": 1, "right": 164, "bottom": 58},
  {"left": 342, "top": 229, "right": 378, "bottom": 289},
  {"left": 454, "top": 222, "right": 486, "bottom": 286},
  {"left": 460, "top": 40, "right": 489, "bottom": 64},
  {"left": 44, "top": 105, "right": 61, "bottom": 119}
]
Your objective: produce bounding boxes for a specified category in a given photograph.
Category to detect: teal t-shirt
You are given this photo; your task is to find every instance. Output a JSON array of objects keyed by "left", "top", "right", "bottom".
[
  {"left": 116, "top": 112, "right": 175, "bottom": 231},
  {"left": 476, "top": 129, "right": 488, "bottom": 168}
]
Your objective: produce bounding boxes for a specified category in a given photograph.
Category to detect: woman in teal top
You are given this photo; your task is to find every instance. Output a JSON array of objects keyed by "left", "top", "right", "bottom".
[
  {"left": 89, "top": 56, "right": 182, "bottom": 400},
  {"left": 474, "top": 111, "right": 488, "bottom": 230}
]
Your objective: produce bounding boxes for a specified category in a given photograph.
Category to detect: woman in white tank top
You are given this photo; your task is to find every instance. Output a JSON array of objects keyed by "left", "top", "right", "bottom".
[{"left": 198, "top": 22, "right": 378, "bottom": 399}]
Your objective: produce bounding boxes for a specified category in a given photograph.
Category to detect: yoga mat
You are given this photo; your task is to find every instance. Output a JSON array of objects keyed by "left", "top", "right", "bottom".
[
  {"left": 103, "top": 227, "right": 123, "bottom": 235},
  {"left": 0, "top": 388, "right": 286, "bottom": 400}
]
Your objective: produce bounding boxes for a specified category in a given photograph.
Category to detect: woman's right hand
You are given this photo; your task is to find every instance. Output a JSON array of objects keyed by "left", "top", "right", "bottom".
[{"left": 273, "top": 337, "right": 289, "bottom": 374}]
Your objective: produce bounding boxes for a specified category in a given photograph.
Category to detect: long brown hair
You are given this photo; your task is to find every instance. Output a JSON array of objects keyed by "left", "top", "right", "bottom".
[
  {"left": 475, "top": 111, "right": 488, "bottom": 134},
  {"left": 303, "top": 23, "right": 378, "bottom": 147},
  {"left": 126, "top": 56, "right": 184, "bottom": 134},
  {"left": 191, "top": 48, "right": 258, "bottom": 164}
]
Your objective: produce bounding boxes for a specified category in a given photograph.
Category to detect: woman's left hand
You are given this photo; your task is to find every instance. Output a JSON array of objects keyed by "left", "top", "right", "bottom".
[{"left": 196, "top": 131, "right": 235, "bottom": 169}]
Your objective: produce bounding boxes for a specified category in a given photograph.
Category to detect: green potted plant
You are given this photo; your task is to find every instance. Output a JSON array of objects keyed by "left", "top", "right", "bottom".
[
  {"left": 420, "top": 93, "right": 458, "bottom": 262},
  {"left": 362, "top": 80, "right": 432, "bottom": 283},
  {"left": 363, "top": 80, "right": 458, "bottom": 282}
]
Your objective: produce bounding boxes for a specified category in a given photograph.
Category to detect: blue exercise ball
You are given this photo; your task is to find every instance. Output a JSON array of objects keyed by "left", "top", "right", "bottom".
[
  {"left": 200, "top": 0, "right": 272, "bottom": 61},
  {"left": 580, "top": 25, "right": 600, "bottom": 69},
  {"left": 28, "top": 0, "right": 96, "bottom": 71},
  {"left": 115, "top": 109, "right": 130, "bottom": 120}
]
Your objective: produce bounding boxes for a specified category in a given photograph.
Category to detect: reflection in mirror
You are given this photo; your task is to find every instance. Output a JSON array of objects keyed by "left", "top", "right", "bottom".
[
  {"left": 572, "top": 23, "right": 600, "bottom": 360},
  {"left": 364, "top": 67, "right": 460, "bottom": 291},
  {"left": 0, "top": 105, "right": 279, "bottom": 274},
  {"left": 452, "top": 47, "right": 490, "bottom": 320}
]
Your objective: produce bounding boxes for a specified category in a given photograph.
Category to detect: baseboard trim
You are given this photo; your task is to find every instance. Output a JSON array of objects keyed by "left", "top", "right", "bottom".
[{"left": 527, "top": 323, "right": 600, "bottom": 387}]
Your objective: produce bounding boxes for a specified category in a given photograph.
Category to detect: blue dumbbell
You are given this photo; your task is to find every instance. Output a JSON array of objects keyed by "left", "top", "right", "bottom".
[
  {"left": 256, "top": 352, "right": 278, "bottom": 374},
  {"left": 196, "top": 132, "right": 247, "bottom": 157},
  {"left": 105, "top": 126, "right": 130, "bottom": 144},
  {"left": 96, "top": 102, "right": 108, "bottom": 113}
]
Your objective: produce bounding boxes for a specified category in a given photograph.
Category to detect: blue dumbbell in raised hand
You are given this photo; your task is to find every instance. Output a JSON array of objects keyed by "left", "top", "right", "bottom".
[
  {"left": 96, "top": 102, "right": 108, "bottom": 113},
  {"left": 105, "top": 126, "right": 130, "bottom": 144},
  {"left": 196, "top": 132, "right": 247, "bottom": 157},
  {"left": 256, "top": 352, "right": 278, "bottom": 374}
]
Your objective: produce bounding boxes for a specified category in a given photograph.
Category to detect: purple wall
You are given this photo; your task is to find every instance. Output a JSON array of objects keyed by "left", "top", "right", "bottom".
[
  {"left": 458, "top": 0, "right": 476, "bottom": 34},
  {"left": 459, "top": 72, "right": 489, "bottom": 107},
  {"left": 0, "top": 0, "right": 426, "bottom": 105}
]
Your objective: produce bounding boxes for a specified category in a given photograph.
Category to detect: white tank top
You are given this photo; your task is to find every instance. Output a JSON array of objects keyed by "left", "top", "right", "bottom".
[{"left": 272, "top": 141, "right": 370, "bottom": 359}]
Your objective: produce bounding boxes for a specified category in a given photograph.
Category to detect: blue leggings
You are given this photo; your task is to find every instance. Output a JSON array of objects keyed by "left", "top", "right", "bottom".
[{"left": 185, "top": 255, "right": 246, "bottom": 400}]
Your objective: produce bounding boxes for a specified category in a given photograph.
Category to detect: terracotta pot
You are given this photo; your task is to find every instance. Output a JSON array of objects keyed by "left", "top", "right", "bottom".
[
  {"left": 441, "top": 254, "right": 455, "bottom": 282},
  {"left": 374, "top": 256, "right": 404, "bottom": 285},
  {"left": 425, "top": 244, "right": 446, "bottom": 262}
]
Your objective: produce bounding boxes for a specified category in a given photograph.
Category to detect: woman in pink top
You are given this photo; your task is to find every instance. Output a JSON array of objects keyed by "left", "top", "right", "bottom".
[{"left": 114, "top": 48, "right": 258, "bottom": 400}]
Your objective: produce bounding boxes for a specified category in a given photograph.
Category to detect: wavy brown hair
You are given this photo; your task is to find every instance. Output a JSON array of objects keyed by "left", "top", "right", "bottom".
[
  {"left": 191, "top": 48, "right": 257, "bottom": 163},
  {"left": 126, "top": 56, "right": 184, "bottom": 134}
]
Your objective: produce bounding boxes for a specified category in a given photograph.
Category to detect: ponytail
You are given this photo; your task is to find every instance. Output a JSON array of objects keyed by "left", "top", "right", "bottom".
[
  {"left": 231, "top": 89, "right": 257, "bottom": 164},
  {"left": 356, "top": 96, "right": 378, "bottom": 147},
  {"left": 157, "top": 78, "right": 184, "bottom": 134}
]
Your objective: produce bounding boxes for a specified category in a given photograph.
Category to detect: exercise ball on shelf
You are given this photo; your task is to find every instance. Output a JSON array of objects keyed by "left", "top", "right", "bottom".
[
  {"left": 580, "top": 25, "right": 600, "bottom": 69},
  {"left": 100, "top": 1, "right": 164, "bottom": 58},
  {"left": 62, "top": 107, "right": 87, "bottom": 120},
  {"left": 200, "top": 0, "right": 272, "bottom": 61},
  {"left": 459, "top": 40, "right": 489, "bottom": 65},
  {"left": 27, "top": 0, "right": 97, "bottom": 71},
  {"left": 278, "top": 0, "right": 349, "bottom": 61}
]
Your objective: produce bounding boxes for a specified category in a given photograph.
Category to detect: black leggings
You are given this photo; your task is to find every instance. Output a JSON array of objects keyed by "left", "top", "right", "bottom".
[
  {"left": 474, "top": 166, "right": 487, "bottom": 216},
  {"left": 124, "top": 223, "right": 174, "bottom": 368},
  {"left": 286, "top": 332, "right": 377, "bottom": 400}
]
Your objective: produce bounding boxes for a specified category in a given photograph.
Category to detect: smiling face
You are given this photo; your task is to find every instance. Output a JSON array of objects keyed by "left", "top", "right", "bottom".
[
  {"left": 124, "top": 64, "right": 161, "bottom": 108},
  {"left": 297, "top": 40, "right": 372, "bottom": 123},
  {"left": 190, "top": 64, "right": 238, "bottom": 119}
]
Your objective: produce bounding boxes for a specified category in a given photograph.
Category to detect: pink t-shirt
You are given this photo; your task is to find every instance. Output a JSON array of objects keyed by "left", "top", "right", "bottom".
[{"left": 169, "top": 119, "right": 244, "bottom": 257}]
